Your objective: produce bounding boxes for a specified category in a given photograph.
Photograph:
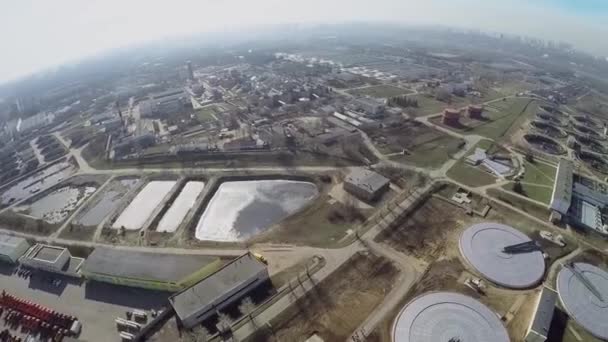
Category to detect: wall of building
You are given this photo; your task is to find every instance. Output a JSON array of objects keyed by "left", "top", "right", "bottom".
[
  {"left": 82, "top": 259, "right": 223, "bottom": 292},
  {"left": 82, "top": 272, "right": 182, "bottom": 292}
]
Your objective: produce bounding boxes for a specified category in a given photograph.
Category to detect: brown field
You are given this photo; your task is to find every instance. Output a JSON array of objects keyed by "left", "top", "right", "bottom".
[{"left": 248, "top": 251, "right": 399, "bottom": 342}]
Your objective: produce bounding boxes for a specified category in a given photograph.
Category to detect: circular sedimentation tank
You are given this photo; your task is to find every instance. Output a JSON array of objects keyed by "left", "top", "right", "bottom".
[
  {"left": 530, "top": 120, "right": 566, "bottom": 138},
  {"left": 577, "top": 151, "right": 608, "bottom": 174},
  {"left": 574, "top": 135, "right": 607, "bottom": 154},
  {"left": 535, "top": 112, "right": 564, "bottom": 126},
  {"left": 539, "top": 105, "right": 567, "bottom": 118},
  {"left": 459, "top": 222, "right": 545, "bottom": 288},
  {"left": 572, "top": 115, "right": 599, "bottom": 128},
  {"left": 524, "top": 134, "right": 566, "bottom": 155},
  {"left": 573, "top": 123, "right": 600, "bottom": 137},
  {"left": 392, "top": 292, "right": 509, "bottom": 342},
  {"left": 557, "top": 263, "right": 608, "bottom": 340}
]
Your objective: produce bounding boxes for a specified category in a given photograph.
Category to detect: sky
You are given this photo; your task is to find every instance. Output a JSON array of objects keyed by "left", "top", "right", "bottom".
[{"left": 0, "top": 0, "right": 607, "bottom": 83}]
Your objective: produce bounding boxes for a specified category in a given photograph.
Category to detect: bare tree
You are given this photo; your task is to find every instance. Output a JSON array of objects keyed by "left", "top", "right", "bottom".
[
  {"left": 183, "top": 327, "right": 210, "bottom": 342},
  {"left": 239, "top": 297, "right": 257, "bottom": 327}
]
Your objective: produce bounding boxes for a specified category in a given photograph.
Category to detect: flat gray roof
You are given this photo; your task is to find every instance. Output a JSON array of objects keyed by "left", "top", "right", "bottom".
[
  {"left": 33, "top": 245, "right": 64, "bottom": 262},
  {"left": 345, "top": 168, "right": 390, "bottom": 193},
  {"left": 530, "top": 287, "right": 557, "bottom": 338},
  {"left": 170, "top": 253, "right": 266, "bottom": 320},
  {"left": 0, "top": 234, "right": 27, "bottom": 256},
  {"left": 550, "top": 159, "right": 573, "bottom": 213},
  {"left": 83, "top": 247, "right": 216, "bottom": 283}
]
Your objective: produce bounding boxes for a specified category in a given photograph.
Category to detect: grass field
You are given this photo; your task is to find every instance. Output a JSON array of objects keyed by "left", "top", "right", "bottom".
[
  {"left": 487, "top": 188, "right": 551, "bottom": 221},
  {"left": 196, "top": 106, "right": 219, "bottom": 122},
  {"left": 389, "top": 134, "right": 464, "bottom": 168},
  {"left": 522, "top": 160, "right": 556, "bottom": 186},
  {"left": 348, "top": 84, "right": 413, "bottom": 98},
  {"left": 502, "top": 182, "right": 553, "bottom": 204},
  {"left": 431, "top": 97, "right": 538, "bottom": 141},
  {"left": 252, "top": 252, "right": 399, "bottom": 342},
  {"left": 447, "top": 160, "right": 497, "bottom": 187},
  {"left": 445, "top": 139, "right": 499, "bottom": 187},
  {"left": 252, "top": 194, "right": 371, "bottom": 248}
]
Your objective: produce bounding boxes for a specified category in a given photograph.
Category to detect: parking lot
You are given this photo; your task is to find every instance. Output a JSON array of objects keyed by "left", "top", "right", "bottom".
[{"left": 0, "top": 265, "right": 171, "bottom": 341}]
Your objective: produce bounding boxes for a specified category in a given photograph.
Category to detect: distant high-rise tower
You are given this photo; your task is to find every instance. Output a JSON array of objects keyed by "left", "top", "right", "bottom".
[{"left": 186, "top": 61, "right": 194, "bottom": 81}]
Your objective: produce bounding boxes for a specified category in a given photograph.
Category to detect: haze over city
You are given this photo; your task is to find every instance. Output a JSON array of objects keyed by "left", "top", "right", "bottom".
[{"left": 1, "top": 0, "right": 608, "bottom": 82}]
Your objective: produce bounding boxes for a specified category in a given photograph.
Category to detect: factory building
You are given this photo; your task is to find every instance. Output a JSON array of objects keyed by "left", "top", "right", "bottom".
[
  {"left": 524, "top": 287, "right": 557, "bottom": 342},
  {"left": 81, "top": 247, "right": 223, "bottom": 292},
  {"left": 20, "top": 244, "right": 84, "bottom": 277},
  {"left": 170, "top": 253, "right": 269, "bottom": 329},
  {"left": 549, "top": 159, "right": 608, "bottom": 236},
  {"left": 139, "top": 89, "right": 192, "bottom": 118},
  {"left": 468, "top": 105, "right": 483, "bottom": 119},
  {"left": 354, "top": 98, "right": 385, "bottom": 117},
  {"left": 344, "top": 167, "right": 390, "bottom": 201},
  {"left": 443, "top": 108, "right": 461, "bottom": 125},
  {"left": 549, "top": 159, "right": 573, "bottom": 215},
  {"left": 0, "top": 234, "right": 30, "bottom": 264}
]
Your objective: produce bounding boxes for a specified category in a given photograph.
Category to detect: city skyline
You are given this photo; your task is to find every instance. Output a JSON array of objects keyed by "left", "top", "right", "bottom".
[{"left": 1, "top": 0, "right": 607, "bottom": 83}]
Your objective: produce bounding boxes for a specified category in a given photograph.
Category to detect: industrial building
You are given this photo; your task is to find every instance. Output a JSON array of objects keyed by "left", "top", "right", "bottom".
[
  {"left": 443, "top": 108, "right": 461, "bottom": 125},
  {"left": 353, "top": 97, "right": 385, "bottom": 117},
  {"left": 524, "top": 287, "right": 557, "bottom": 342},
  {"left": 468, "top": 105, "right": 483, "bottom": 119},
  {"left": 170, "top": 253, "right": 269, "bottom": 329},
  {"left": 139, "top": 89, "right": 192, "bottom": 118},
  {"left": 81, "top": 247, "right": 222, "bottom": 291},
  {"left": 20, "top": 244, "right": 84, "bottom": 277},
  {"left": 549, "top": 159, "right": 608, "bottom": 235},
  {"left": 344, "top": 167, "right": 390, "bottom": 201},
  {"left": 0, "top": 234, "right": 30, "bottom": 264},
  {"left": 549, "top": 159, "right": 573, "bottom": 215}
]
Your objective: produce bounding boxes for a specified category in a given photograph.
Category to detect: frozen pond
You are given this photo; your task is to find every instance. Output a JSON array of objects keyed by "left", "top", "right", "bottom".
[
  {"left": 195, "top": 180, "right": 318, "bottom": 241},
  {"left": 16, "top": 185, "right": 97, "bottom": 224},
  {"left": 0, "top": 162, "right": 75, "bottom": 206},
  {"left": 112, "top": 181, "right": 176, "bottom": 230},
  {"left": 157, "top": 181, "right": 205, "bottom": 233},
  {"left": 75, "top": 178, "right": 140, "bottom": 227}
]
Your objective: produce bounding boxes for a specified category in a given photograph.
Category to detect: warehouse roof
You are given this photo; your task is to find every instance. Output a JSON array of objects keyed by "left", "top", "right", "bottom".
[
  {"left": 83, "top": 247, "right": 217, "bottom": 283},
  {"left": 170, "top": 253, "right": 267, "bottom": 320},
  {"left": 550, "top": 159, "right": 573, "bottom": 214},
  {"left": 0, "top": 234, "right": 27, "bottom": 256},
  {"left": 345, "top": 168, "right": 390, "bottom": 193},
  {"left": 528, "top": 287, "right": 557, "bottom": 340}
]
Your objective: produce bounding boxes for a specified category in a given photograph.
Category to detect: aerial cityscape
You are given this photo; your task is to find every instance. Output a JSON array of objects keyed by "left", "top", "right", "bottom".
[{"left": 1, "top": 9, "right": 608, "bottom": 342}]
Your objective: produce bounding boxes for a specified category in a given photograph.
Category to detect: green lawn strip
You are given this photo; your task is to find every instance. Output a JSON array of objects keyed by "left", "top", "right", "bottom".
[
  {"left": 349, "top": 85, "right": 413, "bottom": 98},
  {"left": 390, "top": 135, "right": 464, "bottom": 168},
  {"left": 471, "top": 98, "right": 536, "bottom": 140},
  {"left": 502, "top": 182, "right": 553, "bottom": 204},
  {"left": 486, "top": 188, "right": 551, "bottom": 221},
  {"left": 522, "top": 161, "right": 556, "bottom": 186},
  {"left": 196, "top": 106, "right": 218, "bottom": 121},
  {"left": 447, "top": 161, "right": 497, "bottom": 187}
]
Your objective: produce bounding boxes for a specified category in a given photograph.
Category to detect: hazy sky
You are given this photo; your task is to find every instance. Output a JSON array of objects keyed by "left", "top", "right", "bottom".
[{"left": 1, "top": 0, "right": 607, "bottom": 83}]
